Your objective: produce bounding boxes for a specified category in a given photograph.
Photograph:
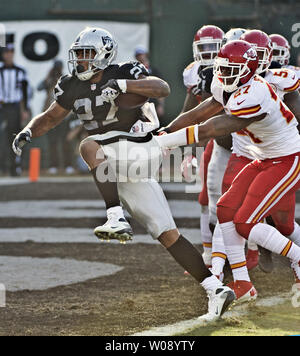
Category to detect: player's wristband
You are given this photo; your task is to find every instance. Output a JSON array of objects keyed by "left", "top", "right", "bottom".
[
  {"left": 116, "top": 79, "right": 127, "bottom": 93},
  {"left": 21, "top": 128, "right": 32, "bottom": 138}
]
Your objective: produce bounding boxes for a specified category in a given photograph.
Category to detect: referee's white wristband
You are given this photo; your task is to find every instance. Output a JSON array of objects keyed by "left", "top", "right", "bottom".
[{"left": 116, "top": 79, "right": 127, "bottom": 93}]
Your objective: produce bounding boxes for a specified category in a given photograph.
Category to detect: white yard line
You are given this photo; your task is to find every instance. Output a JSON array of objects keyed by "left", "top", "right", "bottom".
[
  {"left": 0, "top": 178, "right": 31, "bottom": 186},
  {"left": 0, "top": 200, "right": 201, "bottom": 218},
  {"left": 132, "top": 294, "right": 289, "bottom": 336},
  {"left": 0, "top": 177, "right": 198, "bottom": 192},
  {"left": 1, "top": 200, "right": 300, "bottom": 219},
  {"left": 0, "top": 228, "right": 202, "bottom": 244}
]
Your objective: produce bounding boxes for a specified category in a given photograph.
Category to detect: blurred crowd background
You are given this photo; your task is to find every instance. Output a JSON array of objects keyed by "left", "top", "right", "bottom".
[{"left": 0, "top": 0, "right": 300, "bottom": 176}]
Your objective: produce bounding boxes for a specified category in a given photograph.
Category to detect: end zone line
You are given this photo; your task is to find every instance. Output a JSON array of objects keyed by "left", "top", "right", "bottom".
[{"left": 132, "top": 294, "right": 289, "bottom": 336}]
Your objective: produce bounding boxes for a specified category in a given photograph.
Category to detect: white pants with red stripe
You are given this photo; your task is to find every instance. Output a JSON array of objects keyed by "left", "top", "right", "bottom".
[{"left": 217, "top": 153, "right": 300, "bottom": 236}]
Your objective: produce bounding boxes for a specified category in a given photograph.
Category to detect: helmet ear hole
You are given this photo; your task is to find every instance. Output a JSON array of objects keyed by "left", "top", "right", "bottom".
[{"left": 104, "top": 53, "right": 110, "bottom": 59}]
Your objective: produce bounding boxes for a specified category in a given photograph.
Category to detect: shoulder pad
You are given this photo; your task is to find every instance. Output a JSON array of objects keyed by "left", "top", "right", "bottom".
[
  {"left": 285, "top": 65, "right": 300, "bottom": 80},
  {"left": 117, "top": 61, "right": 149, "bottom": 79},
  {"left": 56, "top": 74, "right": 76, "bottom": 89},
  {"left": 183, "top": 61, "right": 201, "bottom": 88},
  {"left": 53, "top": 75, "right": 76, "bottom": 110},
  {"left": 267, "top": 68, "right": 300, "bottom": 93},
  {"left": 228, "top": 76, "right": 267, "bottom": 118}
]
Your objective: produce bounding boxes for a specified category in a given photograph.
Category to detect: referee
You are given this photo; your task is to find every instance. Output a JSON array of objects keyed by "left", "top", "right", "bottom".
[{"left": 0, "top": 43, "right": 30, "bottom": 176}]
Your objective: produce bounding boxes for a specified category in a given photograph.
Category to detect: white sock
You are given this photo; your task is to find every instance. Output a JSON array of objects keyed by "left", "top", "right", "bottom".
[
  {"left": 201, "top": 275, "right": 223, "bottom": 293},
  {"left": 288, "top": 221, "right": 300, "bottom": 247},
  {"left": 107, "top": 206, "right": 125, "bottom": 220},
  {"left": 220, "top": 221, "right": 250, "bottom": 282},
  {"left": 200, "top": 205, "right": 213, "bottom": 253},
  {"left": 155, "top": 125, "right": 198, "bottom": 149},
  {"left": 249, "top": 223, "right": 300, "bottom": 262},
  {"left": 211, "top": 222, "right": 227, "bottom": 276}
]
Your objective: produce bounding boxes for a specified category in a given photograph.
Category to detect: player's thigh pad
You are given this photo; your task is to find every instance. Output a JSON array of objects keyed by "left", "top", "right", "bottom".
[
  {"left": 234, "top": 155, "right": 300, "bottom": 225},
  {"left": 270, "top": 192, "right": 296, "bottom": 236},
  {"left": 221, "top": 154, "right": 252, "bottom": 194},
  {"left": 118, "top": 179, "right": 176, "bottom": 239},
  {"left": 217, "top": 160, "right": 260, "bottom": 212},
  {"left": 83, "top": 132, "right": 162, "bottom": 182}
]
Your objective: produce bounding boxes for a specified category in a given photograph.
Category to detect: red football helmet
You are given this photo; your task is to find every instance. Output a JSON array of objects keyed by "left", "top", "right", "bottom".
[
  {"left": 241, "top": 30, "right": 272, "bottom": 74},
  {"left": 269, "top": 34, "right": 290, "bottom": 65},
  {"left": 193, "top": 25, "right": 224, "bottom": 66},
  {"left": 214, "top": 40, "right": 259, "bottom": 93}
]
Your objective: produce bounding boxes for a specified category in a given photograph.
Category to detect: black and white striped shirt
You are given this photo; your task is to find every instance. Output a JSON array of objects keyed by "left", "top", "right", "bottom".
[{"left": 0, "top": 64, "right": 28, "bottom": 108}]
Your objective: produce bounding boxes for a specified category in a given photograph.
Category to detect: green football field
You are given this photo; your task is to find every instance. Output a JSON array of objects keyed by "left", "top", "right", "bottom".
[{"left": 180, "top": 301, "right": 300, "bottom": 336}]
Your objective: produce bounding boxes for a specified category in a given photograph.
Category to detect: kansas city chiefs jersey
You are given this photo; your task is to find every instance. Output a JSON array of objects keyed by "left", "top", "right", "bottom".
[
  {"left": 211, "top": 74, "right": 300, "bottom": 160},
  {"left": 54, "top": 61, "right": 150, "bottom": 135},
  {"left": 285, "top": 65, "right": 300, "bottom": 80},
  {"left": 264, "top": 68, "right": 300, "bottom": 100},
  {"left": 183, "top": 61, "right": 202, "bottom": 90}
]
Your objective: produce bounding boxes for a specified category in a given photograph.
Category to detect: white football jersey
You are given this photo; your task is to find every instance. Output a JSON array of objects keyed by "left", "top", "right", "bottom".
[
  {"left": 211, "top": 74, "right": 300, "bottom": 160},
  {"left": 264, "top": 68, "right": 300, "bottom": 100},
  {"left": 183, "top": 61, "right": 202, "bottom": 89},
  {"left": 285, "top": 65, "right": 300, "bottom": 80}
]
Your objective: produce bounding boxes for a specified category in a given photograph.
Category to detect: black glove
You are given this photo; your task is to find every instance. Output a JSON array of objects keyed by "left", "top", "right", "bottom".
[{"left": 12, "top": 129, "right": 32, "bottom": 156}]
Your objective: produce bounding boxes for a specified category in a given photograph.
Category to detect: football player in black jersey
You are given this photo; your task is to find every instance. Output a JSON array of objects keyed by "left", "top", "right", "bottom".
[
  {"left": 13, "top": 27, "right": 171, "bottom": 243},
  {"left": 12, "top": 27, "right": 235, "bottom": 321}
]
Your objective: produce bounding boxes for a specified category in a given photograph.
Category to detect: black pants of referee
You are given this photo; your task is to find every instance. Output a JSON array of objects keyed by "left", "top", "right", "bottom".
[{"left": 0, "top": 103, "right": 21, "bottom": 176}]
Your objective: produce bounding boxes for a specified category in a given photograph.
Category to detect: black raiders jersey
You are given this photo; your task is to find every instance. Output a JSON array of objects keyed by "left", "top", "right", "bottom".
[{"left": 54, "top": 61, "right": 149, "bottom": 135}]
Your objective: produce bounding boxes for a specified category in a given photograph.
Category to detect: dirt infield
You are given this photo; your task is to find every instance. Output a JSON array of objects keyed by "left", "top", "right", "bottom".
[{"left": 0, "top": 179, "right": 298, "bottom": 336}]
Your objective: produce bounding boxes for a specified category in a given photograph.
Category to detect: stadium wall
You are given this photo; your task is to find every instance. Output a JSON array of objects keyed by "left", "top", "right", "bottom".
[{"left": 0, "top": 0, "right": 300, "bottom": 122}]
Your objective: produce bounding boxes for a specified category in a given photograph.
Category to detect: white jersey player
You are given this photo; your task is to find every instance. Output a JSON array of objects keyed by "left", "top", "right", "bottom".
[
  {"left": 182, "top": 25, "right": 224, "bottom": 112},
  {"left": 156, "top": 40, "right": 300, "bottom": 303},
  {"left": 270, "top": 33, "right": 300, "bottom": 80},
  {"left": 180, "top": 25, "right": 224, "bottom": 268},
  {"left": 210, "top": 30, "right": 300, "bottom": 280}
]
